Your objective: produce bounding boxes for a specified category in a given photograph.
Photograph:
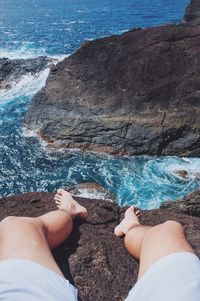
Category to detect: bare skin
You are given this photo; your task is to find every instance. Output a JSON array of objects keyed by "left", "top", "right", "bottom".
[
  {"left": 114, "top": 206, "right": 141, "bottom": 236},
  {"left": 54, "top": 189, "right": 88, "bottom": 219},
  {"left": 0, "top": 189, "right": 87, "bottom": 277},
  {"left": 114, "top": 207, "right": 194, "bottom": 279}
]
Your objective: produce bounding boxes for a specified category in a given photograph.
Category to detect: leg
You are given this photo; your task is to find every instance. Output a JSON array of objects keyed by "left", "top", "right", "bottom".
[
  {"left": 114, "top": 206, "right": 194, "bottom": 279},
  {"left": 0, "top": 189, "right": 87, "bottom": 277}
]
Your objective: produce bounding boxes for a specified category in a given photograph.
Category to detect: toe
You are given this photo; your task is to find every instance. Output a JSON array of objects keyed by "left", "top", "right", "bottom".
[
  {"left": 79, "top": 208, "right": 88, "bottom": 219},
  {"left": 134, "top": 206, "right": 141, "bottom": 216},
  {"left": 114, "top": 226, "right": 124, "bottom": 237},
  {"left": 55, "top": 200, "right": 61, "bottom": 206},
  {"left": 54, "top": 196, "right": 61, "bottom": 202},
  {"left": 57, "top": 188, "right": 64, "bottom": 195},
  {"left": 54, "top": 193, "right": 61, "bottom": 198}
]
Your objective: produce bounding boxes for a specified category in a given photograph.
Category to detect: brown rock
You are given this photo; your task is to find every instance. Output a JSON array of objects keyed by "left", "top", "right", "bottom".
[
  {"left": 67, "top": 182, "right": 115, "bottom": 202},
  {"left": 174, "top": 170, "right": 188, "bottom": 178}
]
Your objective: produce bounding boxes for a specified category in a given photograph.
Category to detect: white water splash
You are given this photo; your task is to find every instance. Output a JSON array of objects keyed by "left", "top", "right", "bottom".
[
  {"left": 74, "top": 188, "right": 113, "bottom": 202},
  {"left": 0, "top": 48, "right": 68, "bottom": 103},
  {"left": 0, "top": 45, "right": 67, "bottom": 61},
  {"left": 0, "top": 68, "right": 50, "bottom": 102}
]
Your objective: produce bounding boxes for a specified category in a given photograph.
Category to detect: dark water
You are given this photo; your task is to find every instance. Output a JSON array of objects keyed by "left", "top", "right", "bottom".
[{"left": 1, "top": 0, "right": 200, "bottom": 209}]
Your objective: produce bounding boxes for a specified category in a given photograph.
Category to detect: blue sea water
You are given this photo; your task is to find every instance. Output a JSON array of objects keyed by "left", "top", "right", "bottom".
[
  {"left": 1, "top": 0, "right": 200, "bottom": 209},
  {"left": 0, "top": 0, "right": 190, "bottom": 56}
]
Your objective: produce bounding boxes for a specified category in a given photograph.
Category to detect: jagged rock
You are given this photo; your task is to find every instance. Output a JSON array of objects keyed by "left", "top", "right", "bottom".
[
  {"left": 161, "top": 188, "right": 200, "bottom": 217},
  {"left": 0, "top": 191, "right": 200, "bottom": 301},
  {"left": 0, "top": 57, "right": 52, "bottom": 90},
  {"left": 184, "top": 0, "right": 200, "bottom": 23},
  {"left": 25, "top": 16, "right": 200, "bottom": 156},
  {"left": 67, "top": 182, "right": 115, "bottom": 202}
]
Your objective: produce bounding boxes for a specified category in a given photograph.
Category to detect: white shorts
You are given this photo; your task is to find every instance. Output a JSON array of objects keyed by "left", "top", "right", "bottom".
[
  {"left": 126, "top": 252, "right": 200, "bottom": 301},
  {"left": 0, "top": 259, "right": 78, "bottom": 301}
]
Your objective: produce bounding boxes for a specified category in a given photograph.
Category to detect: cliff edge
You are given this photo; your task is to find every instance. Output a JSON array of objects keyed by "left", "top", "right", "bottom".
[{"left": 0, "top": 190, "right": 200, "bottom": 301}]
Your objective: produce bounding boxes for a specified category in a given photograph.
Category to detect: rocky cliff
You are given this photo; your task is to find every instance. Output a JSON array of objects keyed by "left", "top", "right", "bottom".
[
  {"left": 184, "top": 0, "right": 200, "bottom": 23},
  {"left": 0, "top": 190, "right": 200, "bottom": 301},
  {"left": 24, "top": 1, "right": 200, "bottom": 156}
]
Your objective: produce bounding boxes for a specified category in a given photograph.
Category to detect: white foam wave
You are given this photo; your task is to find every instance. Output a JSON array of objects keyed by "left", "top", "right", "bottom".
[
  {"left": 65, "top": 20, "right": 85, "bottom": 25},
  {"left": 74, "top": 188, "right": 113, "bottom": 202},
  {"left": 22, "top": 127, "right": 40, "bottom": 138},
  {"left": 0, "top": 46, "right": 46, "bottom": 60},
  {"left": 167, "top": 158, "right": 200, "bottom": 178},
  {"left": 22, "top": 126, "right": 49, "bottom": 151},
  {"left": 0, "top": 50, "right": 69, "bottom": 104},
  {"left": 0, "top": 68, "right": 50, "bottom": 102},
  {"left": 0, "top": 45, "right": 67, "bottom": 61}
]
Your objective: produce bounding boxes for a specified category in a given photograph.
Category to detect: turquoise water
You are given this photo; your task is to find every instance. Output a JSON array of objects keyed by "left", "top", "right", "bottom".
[{"left": 1, "top": 0, "right": 200, "bottom": 209}]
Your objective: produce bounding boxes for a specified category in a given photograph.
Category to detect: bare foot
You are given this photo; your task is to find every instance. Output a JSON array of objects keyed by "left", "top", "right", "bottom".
[
  {"left": 114, "top": 206, "right": 141, "bottom": 237},
  {"left": 54, "top": 189, "right": 88, "bottom": 219}
]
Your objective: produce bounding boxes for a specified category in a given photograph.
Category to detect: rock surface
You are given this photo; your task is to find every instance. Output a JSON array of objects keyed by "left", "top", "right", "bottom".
[
  {"left": 184, "top": 0, "right": 200, "bottom": 23},
  {"left": 161, "top": 188, "right": 200, "bottom": 217},
  {"left": 68, "top": 182, "right": 115, "bottom": 202},
  {"left": 25, "top": 1, "right": 200, "bottom": 156},
  {"left": 0, "top": 57, "right": 52, "bottom": 90},
  {"left": 0, "top": 191, "right": 200, "bottom": 301}
]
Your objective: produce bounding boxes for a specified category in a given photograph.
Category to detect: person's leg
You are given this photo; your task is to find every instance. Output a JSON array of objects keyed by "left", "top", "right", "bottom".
[
  {"left": 0, "top": 189, "right": 87, "bottom": 277},
  {"left": 114, "top": 206, "right": 194, "bottom": 279}
]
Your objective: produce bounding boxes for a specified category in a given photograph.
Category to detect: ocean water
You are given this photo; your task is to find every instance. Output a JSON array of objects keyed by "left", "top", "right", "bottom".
[
  {"left": 0, "top": 0, "right": 190, "bottom": 56},
  {"left": 1, "top": 0, "right": 200, "bottom": 209}
]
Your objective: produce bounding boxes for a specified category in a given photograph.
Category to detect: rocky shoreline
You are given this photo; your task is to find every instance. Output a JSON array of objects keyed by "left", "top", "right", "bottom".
[
  {"left": 24, "top": 0, "right": 200, "bottom": 156},
  {"left": 0, "top": 189, "right": 199, "bottom": 301},
  {"left": 0, "top": 56, "right": 52, "bottom": 90}
]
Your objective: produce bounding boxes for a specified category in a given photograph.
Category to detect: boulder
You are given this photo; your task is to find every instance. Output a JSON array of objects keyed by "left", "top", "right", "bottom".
[
  {"left": 0, "top": 190, "right": 200, "bottom": 301},
  {"left": 25, "top": 19, "right": 200, "bottom": 156},
  {"left": 68, "top": 182, "right": 115, "bottom": 202}
]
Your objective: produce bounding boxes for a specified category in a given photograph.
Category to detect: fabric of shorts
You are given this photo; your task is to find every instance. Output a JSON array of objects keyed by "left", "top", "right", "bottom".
[
  {"left": 125, "top": 252, "right": 200, "bottom": 301},
  {"left": 0, "top": 259, "right": 78, "bottom": 301}
]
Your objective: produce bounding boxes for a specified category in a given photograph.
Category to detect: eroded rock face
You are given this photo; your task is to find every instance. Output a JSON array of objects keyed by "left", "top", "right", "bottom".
[
  {"left": 161, "top": 189, "right": 200, "bottom": 217},
  {"left": 25, "top": 19, "right": 200, "bottom": 156},
  {"left": 0, "top": 191, "right": 200, "bottom": 301},
  {"left": 0, "top": 57, "right": 52, "bottom": 90},
  {"left": 184, "top": 0, "right": 200, "bottom": 23}
]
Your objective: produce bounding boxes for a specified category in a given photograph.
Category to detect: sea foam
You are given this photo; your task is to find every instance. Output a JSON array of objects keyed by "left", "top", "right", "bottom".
[
  {"left": 0, "top": 45, "right": 67, "bottom": 61},
  {"left": 0, "top": 68, "right": 50, "bottom": 103}
]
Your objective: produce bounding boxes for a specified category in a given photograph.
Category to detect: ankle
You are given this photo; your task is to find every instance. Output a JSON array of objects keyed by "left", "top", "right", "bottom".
[{"left": 125, "top": 222, "right": 141, "bottom": 235}]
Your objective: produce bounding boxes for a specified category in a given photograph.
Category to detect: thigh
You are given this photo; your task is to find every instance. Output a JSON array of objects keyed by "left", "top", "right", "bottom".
[
  {"left": 138, "top": 220, "right": 194, "bottom": 279},
  {"left": 0, "top": 216, "right": 64, "bottom": 277}
]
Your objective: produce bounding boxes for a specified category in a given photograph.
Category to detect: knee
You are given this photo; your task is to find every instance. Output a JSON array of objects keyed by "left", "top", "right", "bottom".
[
  {"left": 0, "top": 216, "right": 29, "bottom": 229},
  {"left": 162, "top": 220, "right": 184, "bottom": 232},
  {"left": 0, "top": 216, "right": 18, "bottom": 231},
  {"left": 1, "top": 216, "right": 18, "bottom": 225}
]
